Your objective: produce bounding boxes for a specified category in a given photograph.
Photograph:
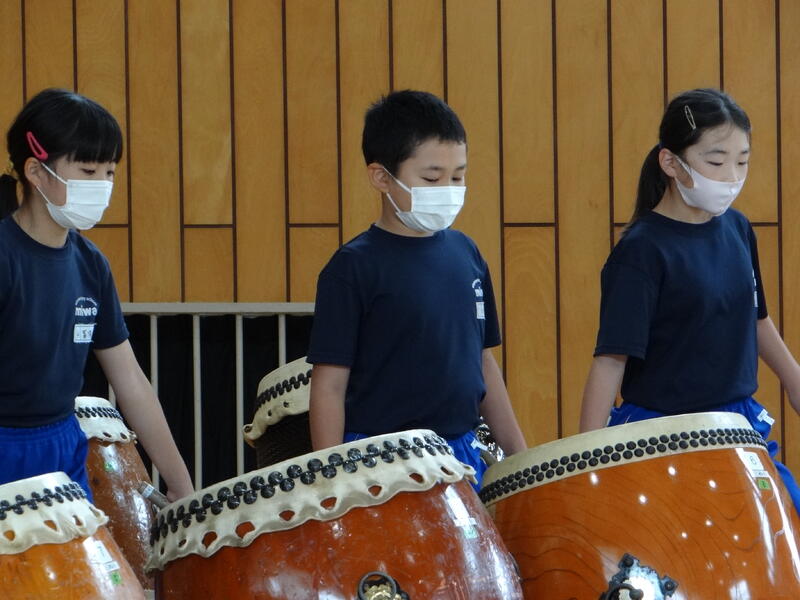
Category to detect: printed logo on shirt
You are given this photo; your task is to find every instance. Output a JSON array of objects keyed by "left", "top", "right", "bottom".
[
  {"left": 472, "top": 279, "right": 485, "bottom": 320},
  {"left": 752, "top": 269, "right": 758, "bottom": 308},
  {"left": 74, "top": 296, "right": 98, "bottom": 344}
]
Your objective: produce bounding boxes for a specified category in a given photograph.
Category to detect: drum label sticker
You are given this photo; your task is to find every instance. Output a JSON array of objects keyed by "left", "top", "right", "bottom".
[
  {"left": 444, "top": 487, "right": 479, "bottom": 539},
  {"left": 104, "top": 460, "right": 117, "bottom": 472},
  {"left": 757, "top": 478, "right": 772, "bottom": 490},
  {"left": 85, "top": 539, "right": 122, "bottom": 584},
  {"left": 737, "top": 449, "right": 769, "bottom": 479}
]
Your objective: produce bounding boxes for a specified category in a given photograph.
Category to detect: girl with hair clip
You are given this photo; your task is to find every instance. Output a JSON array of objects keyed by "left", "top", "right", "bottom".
[
  {"left": 579, "top": 88, "right": 800, "bottom": 511},
  {"left": 0, "top": 88, "right": 193, "bottom": 501}
]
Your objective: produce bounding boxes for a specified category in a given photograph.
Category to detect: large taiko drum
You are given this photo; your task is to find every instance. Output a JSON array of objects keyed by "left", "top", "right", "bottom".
[
  {"left": 76, "top": 396, "right": 156, "bottom": 594},
  {"left": 243, "top": 356, "right": 313, "bottom": 467},
  {"left": 480, "top": 412, "right": 800, "bottom": 599},
  {"left": 149, "top": 430, "right": 523, "bottom": 599},
  {"left": 0, "top": 472, "right": 145, "bottom": 599}
]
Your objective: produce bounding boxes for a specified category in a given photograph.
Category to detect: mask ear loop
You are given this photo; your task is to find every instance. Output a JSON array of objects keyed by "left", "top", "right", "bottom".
[{"left": 26, "top": 131, "right": 49, "bottom": 161}]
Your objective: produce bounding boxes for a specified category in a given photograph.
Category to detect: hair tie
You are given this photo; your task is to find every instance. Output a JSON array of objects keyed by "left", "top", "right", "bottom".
[
  {"left": 25, "top": 131, "right": 48, "bottom": 160},
  {"left": 684, "top": 106, "right": 697, "bottom": 130}
]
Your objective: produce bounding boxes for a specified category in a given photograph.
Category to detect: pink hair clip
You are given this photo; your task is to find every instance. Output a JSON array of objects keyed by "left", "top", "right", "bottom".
[{"left": 26, "top": 131, "right": 48, "bottom": 160}]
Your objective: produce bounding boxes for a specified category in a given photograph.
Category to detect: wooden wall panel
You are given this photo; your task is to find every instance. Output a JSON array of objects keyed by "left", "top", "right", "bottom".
[
  {"left": 181, "top": 0, "right": 232, "bottom": 225},
  {"left": 83, "top": 228, "right": 130, "bottom": 302},
  {"left": 556, "top": 0, "right": 609, "bottom": 437},
  {"left": 500, "top": 0, "right": 553, "bottom": 225},
  {"left": 504, "top": 227, "right": 557, "bottom": 446},
  {"left": 780, "top": 0, "right": 800, "bottom": 474},
  {"left": 339, "top": 0, "right": 389, "bottom": 243},
  {"left": 233, "top": 0, "right": 285, "bottom": 302},
  {"left": 392, "top": 0, "right": 444, "bottom": 95},
  {"left": 285, "top": 0, "right": 338, "bottom": 225},
  {"left": 24, "top": 0, "right": 74, "bottom": 94},
  {"left": 75, "top": 0, "right": 128, "bottom": 225},
  {"left": 723, "top": 0, "right": 777, "bottom": 224},
  {"left": 289, "top": 227, "right": 339, "bottom": 302},
  {"left": 184, "top": 228, "right": 233, "bottom": 301},
  {"left": 0, "top": 4, "right": 23, "bottom": 153},
  {"left": 610, "top": 0, "right": 663, "bottom": 226},
  {"left": 446, "top": 1, "right": 501, "bottom": 295},
  {"left": 666, "top": 0, "right": 720, "bottom": 96},
  {"left": 127, "top": 0, "right": 181, "bottom": 301}
]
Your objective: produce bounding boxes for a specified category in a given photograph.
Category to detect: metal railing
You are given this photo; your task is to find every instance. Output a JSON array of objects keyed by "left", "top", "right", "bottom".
[{"left": 117, "top": 302, "right": 314, "bottom": 490}]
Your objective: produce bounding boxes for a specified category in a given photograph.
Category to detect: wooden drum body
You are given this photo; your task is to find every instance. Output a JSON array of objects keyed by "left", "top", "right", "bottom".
[
  {"left": 0, "top": 472, "right": 145, "bottom": 599},
  {"left": 76, "top": 396, "right": 156, "bottom": 593},
  {"left": 480, "top": 412, "right": 800, "bottom": 599},
  {"left": 151, "top": 430, "right": 522, "bottom": 599}
]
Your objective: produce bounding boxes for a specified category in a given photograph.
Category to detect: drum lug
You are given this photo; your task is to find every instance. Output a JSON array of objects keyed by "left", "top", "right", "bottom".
[
  {"left": 599, "top": 553, "right": 678, "bottom": 600},
  {"left": 357, "top": 571, "right": 410, "bottom": 600}
]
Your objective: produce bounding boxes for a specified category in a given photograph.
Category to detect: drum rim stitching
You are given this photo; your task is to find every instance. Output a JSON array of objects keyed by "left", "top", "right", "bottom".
[
  {"left": 480, "top": 425, "right": 767, "bottom": 506},
  {"left": 147, "top": 430, "right": 475, "bottom": 571}
]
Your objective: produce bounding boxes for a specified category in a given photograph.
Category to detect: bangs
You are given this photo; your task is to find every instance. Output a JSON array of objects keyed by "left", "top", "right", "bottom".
[{"left": 65, "top": 102, "right": 123, "bottom": 164}]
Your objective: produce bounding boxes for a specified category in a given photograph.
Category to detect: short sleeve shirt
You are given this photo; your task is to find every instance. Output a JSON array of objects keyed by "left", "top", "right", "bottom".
[
  {"left": 307, "top": 225, "right": 500, "bottom": 437},
  {"left": 594, "top": 209, "right": 766, "bottom": 414},
  {"left": 0, "top": 217, "right": 129, "bottom": 426}
]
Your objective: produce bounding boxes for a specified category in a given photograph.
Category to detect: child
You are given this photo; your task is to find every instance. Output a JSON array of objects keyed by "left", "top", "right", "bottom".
[
  {"left": 307, "top": 90, "right": 527, "bottom": 487},
  {"left": 579, "top": 88, "right": 800, "bottom": 509},
  {"left": 0, "top": 88, "right": 193, "bottom": 501}
]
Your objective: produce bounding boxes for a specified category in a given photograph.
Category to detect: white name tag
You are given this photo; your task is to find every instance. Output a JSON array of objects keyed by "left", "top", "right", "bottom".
[
  {"left": 74, "top": 323, "right": 95, "bottom": 343},
  {"left": 476, "top": 302, "right": 485, "bottom": 320}
]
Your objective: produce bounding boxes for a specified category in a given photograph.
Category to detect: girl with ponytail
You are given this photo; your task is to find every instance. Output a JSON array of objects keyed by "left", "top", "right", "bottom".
[
  {"left": 0, "top": 89, "right": 193, "bottom": 501},
  {"left": 579, "top": 88, "right": 800, "bottom": 512}
]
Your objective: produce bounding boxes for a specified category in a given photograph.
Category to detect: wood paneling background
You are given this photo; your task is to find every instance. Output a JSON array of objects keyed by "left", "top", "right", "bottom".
[{"left": 3, "top": 0, "right": 798, "bottom": 470}]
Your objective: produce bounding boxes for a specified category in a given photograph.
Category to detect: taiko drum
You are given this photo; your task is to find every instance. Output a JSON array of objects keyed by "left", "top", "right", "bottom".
[
  {"left": 480, "top": 412, "right": 800, "bottom": 599},
  {"left": 0, "top": 472, "right": 145, "bottom": 599},
  {"left": 76, "top": 396, "right": 156, "bottom": 594},
  {"left": 150, "top": 430, "right": 522, "bottom": 599}
]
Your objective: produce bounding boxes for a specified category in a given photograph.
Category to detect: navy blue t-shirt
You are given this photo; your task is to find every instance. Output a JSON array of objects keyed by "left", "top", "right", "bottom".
[
  {"left": 307, "top": 225, "right": 501, "bottom": 437},
  {"left": 0, "top": 217, "right": 129, "bottom": 427},
  {"left": 595, "top": 209, "right": 766, "bottom": 414}
]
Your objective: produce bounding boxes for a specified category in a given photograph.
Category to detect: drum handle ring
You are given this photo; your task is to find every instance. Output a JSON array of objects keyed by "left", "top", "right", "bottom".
[{"left": 357, "top": 571, "right": 410, "bottom": 600}]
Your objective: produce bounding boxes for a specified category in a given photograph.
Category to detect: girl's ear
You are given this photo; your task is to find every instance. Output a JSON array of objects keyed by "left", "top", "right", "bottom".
[
  {"left": 23, "top": 157, "right": 45, "bottom": 189},
  {"left": 659, "top": 149, "right": 683, "bottom": 179},
  {"left": 366, "top": 163, "right": 390, "bottom": 194}
]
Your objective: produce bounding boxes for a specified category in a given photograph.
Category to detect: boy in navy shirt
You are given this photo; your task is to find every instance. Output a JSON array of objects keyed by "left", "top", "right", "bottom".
[{"left": 307, "top": 90, "right": 526, "bottom": 486}]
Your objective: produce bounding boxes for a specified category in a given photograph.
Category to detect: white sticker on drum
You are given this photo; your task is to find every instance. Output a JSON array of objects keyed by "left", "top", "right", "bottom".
[
  {"left": 444, "top": 486, "right": 478, "bottom": 539},
  {"left": 84, "top": 539, "right": 122, "bottom": 579},
  {"left": 737, "top": 449, "right": 770, "bottom": 479}
]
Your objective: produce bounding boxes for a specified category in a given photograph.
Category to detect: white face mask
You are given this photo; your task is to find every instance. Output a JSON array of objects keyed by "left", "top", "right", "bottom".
[
  {"left": 674, "top": 155, "right": 745, "bottom": 217},
  {"left": 385, "top": 169, "right": 465, "bottom": 233},
  {"left": 36, "top": 162, "right": 113, "bottom": 230}
]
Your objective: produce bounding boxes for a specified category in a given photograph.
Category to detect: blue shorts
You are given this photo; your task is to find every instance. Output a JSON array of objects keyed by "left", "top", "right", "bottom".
[
  {"left": 0, "top": 414, "right": 92, "bottom": 501},
  {"left": 344, "top": 429, "right": 487, "bottom": 491},
  {"left": 609, "top": 397, "right": 800, "bottom": 516}
]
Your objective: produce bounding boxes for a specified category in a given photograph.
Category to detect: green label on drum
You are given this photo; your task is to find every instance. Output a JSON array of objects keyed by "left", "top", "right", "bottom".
[
  {"left": 104, "top": 461, "right": 117, "bottom": 472},
  {"left": 757, "top": 478, "right": 772, "bottom": 490},
  {"left": 109, "top": 571, "right": 123, "bottom": 586}
]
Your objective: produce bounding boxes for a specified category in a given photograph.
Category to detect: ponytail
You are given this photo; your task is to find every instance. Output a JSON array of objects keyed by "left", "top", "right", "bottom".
[
  {"left": 0, "top": 173, "right": 18, "bottom": 220},
  {"left": 630, "top": 144, "right": 668, "bottom": 225}
]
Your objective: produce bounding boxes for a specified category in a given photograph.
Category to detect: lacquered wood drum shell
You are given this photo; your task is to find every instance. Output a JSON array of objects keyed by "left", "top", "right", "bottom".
[
  {"left": 243, "top": 357, "right": 313, "bottom": 468},
  {"left": 151, "top": 430, "right": 523, "bottom": 599},
  {"left": 76, "top": 396, "right": 156, "bottom": 594},
  {"left": 0, "top": 472, "right": 145, "bottom": 599},
  {"left": 480, "top": 412, "right": 800, "bottom": 599}
]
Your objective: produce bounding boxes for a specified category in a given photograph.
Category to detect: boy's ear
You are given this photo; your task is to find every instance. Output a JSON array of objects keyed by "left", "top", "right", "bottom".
[{"left": 366, "top": 162, "right": 390, "bottom": 194}]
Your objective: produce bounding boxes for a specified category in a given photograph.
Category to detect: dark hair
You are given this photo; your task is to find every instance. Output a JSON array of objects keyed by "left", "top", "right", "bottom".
[
  {"left": 0, "top": 88, "right": 123, "bottom": 219},
  {"left": 362, "top": 90, "right": 466, "bottom": 175},
  {"left": 630, "top": 88, "right": 751, "bottom": 224}
]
